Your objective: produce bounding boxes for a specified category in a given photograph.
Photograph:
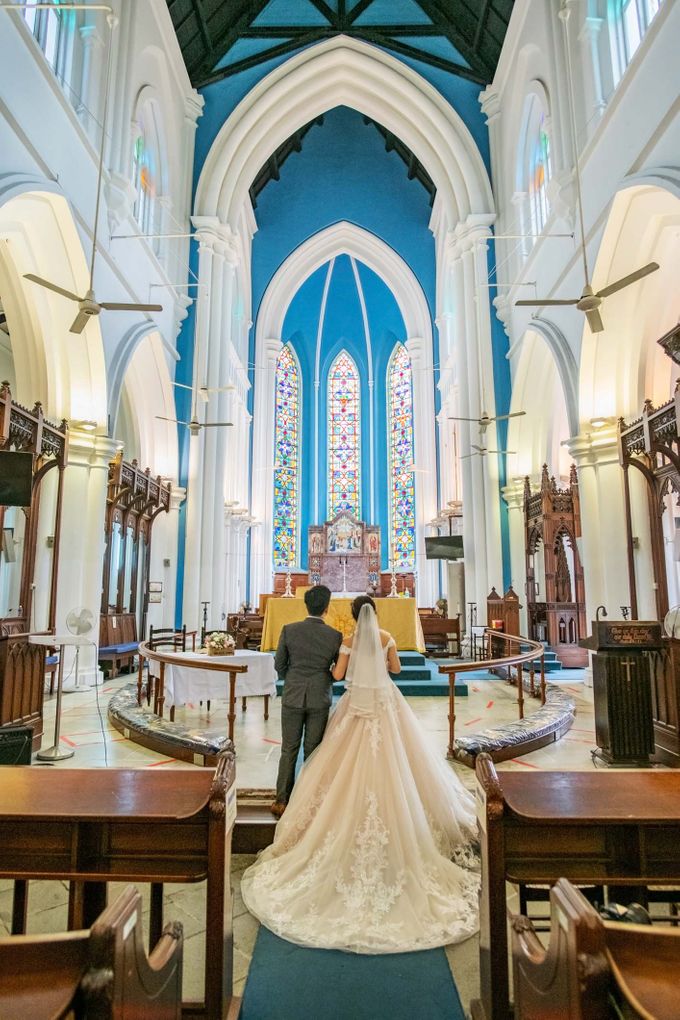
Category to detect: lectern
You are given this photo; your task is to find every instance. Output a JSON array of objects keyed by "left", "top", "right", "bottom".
[{"left": 580, "top": 620, "right": 661, "bottom": 766}]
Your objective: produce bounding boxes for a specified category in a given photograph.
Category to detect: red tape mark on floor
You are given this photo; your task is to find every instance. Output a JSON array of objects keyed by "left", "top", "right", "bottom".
[
  {"left": 464, "top": 717, "right": 483, "bottom": 727},
  {"left": 147, "top": 758, "right": 176, "bottom": 767},
  {"left": 59, "top": 736, "right": 76, "bottom": 747},
  {"left": 510, "top": 758, "right": 541, "bottom": 768},
  {"left": 486, "top": 700, "right": 494, "bottom": 709},
  {"left": 262, "top": 738, "right": 281, "bottom": 745}
]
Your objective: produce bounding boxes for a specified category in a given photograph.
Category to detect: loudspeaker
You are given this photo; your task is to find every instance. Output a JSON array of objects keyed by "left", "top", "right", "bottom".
[{"left": 0, "top": 725, "right": 32, "bottom": 764}]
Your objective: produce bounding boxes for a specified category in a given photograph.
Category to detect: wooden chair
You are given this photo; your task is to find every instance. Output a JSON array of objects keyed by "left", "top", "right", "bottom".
[
  {"left": 146, "top": 625, "right": 186, "bottom": 710},
  {"left": 0, "top": 884, "right": 183, "bottom": 1020},
  {"left": 512, "top": 877, "right": 680, "bottom": 1020},
  {"left": 420, "top": 615, "right": 461, "bottom": 657}
]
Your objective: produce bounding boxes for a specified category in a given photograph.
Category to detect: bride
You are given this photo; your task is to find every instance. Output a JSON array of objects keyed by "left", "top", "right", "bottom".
[{"left": 240, "top": 596, "right": 479, "bottom": 954}]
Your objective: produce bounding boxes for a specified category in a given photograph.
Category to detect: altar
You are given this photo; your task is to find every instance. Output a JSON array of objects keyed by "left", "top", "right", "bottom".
[
  {"left": 261, "top": 596, "right": 426, "bottom": 653},
  {"left": 308, "top": 512, "right": 381, "bottom": 594}
]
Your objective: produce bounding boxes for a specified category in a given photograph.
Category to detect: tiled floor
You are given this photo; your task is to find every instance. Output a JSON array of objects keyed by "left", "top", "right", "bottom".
[{"left": 10, "top": 667, "right": 598, "bottom": 1013}]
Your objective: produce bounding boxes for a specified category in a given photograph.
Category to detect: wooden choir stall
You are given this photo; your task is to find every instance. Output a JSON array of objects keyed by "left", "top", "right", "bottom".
[
  {"left": 524, "top": 465, "right": 587, "bottom": 667},
  {"left": 0, "top": 383, "right": 68, "bottom": 751},
  {"left": 100, "top": 454, "right": 171, "bottom": 676},
  {"left": 618, "top": 323, "right": 680, "bottom": 767}
]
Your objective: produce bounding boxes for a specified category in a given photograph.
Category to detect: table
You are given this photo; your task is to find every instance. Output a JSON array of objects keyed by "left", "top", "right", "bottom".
[
  {"left": 474, "top": 755, "right": 680, "bottom": 1020},
  {"left": 0, "top": 752, "right": 237, "bottom": 1019},
  {"left": 163, "top": 649, "right": 276, "bottom": 720},
  {"left": 261, "top": 596, "right": 426, "bottom": 652}
]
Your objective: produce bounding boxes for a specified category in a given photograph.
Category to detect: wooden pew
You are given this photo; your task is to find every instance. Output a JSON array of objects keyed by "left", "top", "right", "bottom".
[
  {"left": 0, "top": 632, "right": 46, "bottom": 751},
  {"left": 512, "top": 877, "right": 680, "bottom": 1019},
  {"left": 474, "top": 753, "right": 680, "bottom": 1020},
  {"left": 0, "top": 748, "right": 237, "bottom": 1020},
  {"left": 99, "top": 612, "right": 138, "bottom": 677},
  {"left": 0, "top": 885, "right": 182, "bottom": 1020}
]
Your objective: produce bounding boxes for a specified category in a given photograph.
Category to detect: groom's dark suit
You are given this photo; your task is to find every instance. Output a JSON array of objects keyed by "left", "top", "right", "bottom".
[{"left": 274, "top": 615, "right": 343, "bottom": 804}]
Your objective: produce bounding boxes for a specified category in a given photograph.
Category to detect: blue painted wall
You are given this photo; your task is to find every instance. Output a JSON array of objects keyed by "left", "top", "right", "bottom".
[{"left": 174, "top": 12, "right": 511, "bottom": 614}]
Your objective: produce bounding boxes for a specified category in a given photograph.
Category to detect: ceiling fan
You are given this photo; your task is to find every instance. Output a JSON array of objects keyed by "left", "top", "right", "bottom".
[
  {"left": 515, "top": 5, "right": 659, "bottom": 333},
  {"left": 155, "top": 415, "right": 233, "bottom": 438},
  {"left": 449, "top": 410, "right": 526, "bottom": 433},
  {"left": 24, "top": 18, "right": 162, "bottom": 334},
  {"left": 462, "top": 444, "right": 516, "bottom": 461},
  {"left": 171, "top": 380, "right": 235, "bottom": 403}
]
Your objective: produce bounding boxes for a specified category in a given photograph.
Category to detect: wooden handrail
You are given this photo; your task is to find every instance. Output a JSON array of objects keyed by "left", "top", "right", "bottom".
[
  {"left": 439, "top": 629, "right": 546, "bottom": 758},
  {"left": 136, "top": 641, "right": 248, "bottom": 742}
]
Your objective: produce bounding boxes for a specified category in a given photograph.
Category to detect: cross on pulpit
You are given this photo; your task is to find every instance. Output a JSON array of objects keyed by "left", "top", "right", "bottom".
[{"left": 620, "top": 658, "right": 636, "bottom": 684}]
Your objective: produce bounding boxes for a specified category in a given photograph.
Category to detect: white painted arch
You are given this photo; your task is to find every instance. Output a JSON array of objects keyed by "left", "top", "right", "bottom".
[
  {"left": 250, "top": 220, "right": 438, "bottom": 605},
  {"left": 195, "top": 36, "right": 494, "bottom": 232},
  {"left": 257, "top": 220, "right": 432, "bottom": 343}
]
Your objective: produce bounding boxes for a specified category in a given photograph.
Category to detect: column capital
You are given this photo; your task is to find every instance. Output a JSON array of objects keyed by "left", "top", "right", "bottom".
[
  {"left": 405, "top": 336, "right": 426, "bottom": 360},
  {"left": 501, "top": 478, "right": 526, "bottom": 511},
  {"left": 479, "top": 85, "right": 501, "bottom": 124},
  {"left": 184, "top": 90, "right": 205, "bottom": 127},
  {"left": 565, "top": 425, "right": 619, "bottom": 469},
  {"left": 78, "top": 23, "right": 104, "bottom": 47},
  {"left": 66, "top": 428, "right": 119, "bottom": 471},
  {"left": 168, "top": 484, "right": 186, "bottom": 513},
  {"left": 579, "top": 14, "right": 604, "bottom": 43},
  {"left": 262, "top": 337, "right": 284, "bottom": 363},
  {"left": 447, "top": 215, "right": 495, "bottom": 257},
  {"left": 191, "top": 216, "right": 239, "bottom": 264}
]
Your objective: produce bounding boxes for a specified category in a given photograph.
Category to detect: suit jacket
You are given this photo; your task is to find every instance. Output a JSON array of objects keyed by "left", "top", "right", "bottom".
[{"left": 275, "top": 616, "right": 343, "bottom": 710}]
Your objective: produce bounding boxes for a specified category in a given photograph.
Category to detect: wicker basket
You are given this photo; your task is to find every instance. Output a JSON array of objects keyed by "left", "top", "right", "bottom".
[{"left": 207, "top": 644, "right": 233, "bottom": 656}]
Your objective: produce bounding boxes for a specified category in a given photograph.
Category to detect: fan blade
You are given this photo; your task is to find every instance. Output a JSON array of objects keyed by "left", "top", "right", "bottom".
[
  {"left": 487, "top": 450, "right": 517, "bottom": 456},
  {"left": 585, "top": 307, "right": 604, "bottom": 333},
  {"left": 171, "top": 381, "right": 194, "bottom": 391},
  {"left": 24, "top": 274, "right": 82, "bottom": 303},
  {"left": 99, "top": 302, "right": 163, "bottom": 312},
  {"left": 515, "top": 298, "right": 579, "bottom": 306},
  {"left": 596, "top": 262, "right": 659, "bottom": 299},
  {"left": 155, "top": 415, "right": 189, "bottom": 426},
  {"left": 493, "top": 411, "right": 526, "bottom": 422},
  {"left": 69, "top": 309, "right": 91, "bottom": 334},
  {"left": 460, "top": 452, "right": 478, "bottom": 460},
  {"left": 447, "top": 416, "right": 483, "bottom": 422},
  {"left": 201, "top": 422, "right": 234, "bottom": 428}
]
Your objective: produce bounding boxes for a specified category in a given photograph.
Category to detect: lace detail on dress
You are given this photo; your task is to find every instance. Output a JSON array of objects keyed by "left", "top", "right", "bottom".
[
  {"left": 366, "top": 717, "right": 382, "bottom": 757},
  {"left": 339, "top": 643, "right": 352, "bottom": 655},
  {"left": 336, "top": 792, "right": 406, "bottom": 924}
]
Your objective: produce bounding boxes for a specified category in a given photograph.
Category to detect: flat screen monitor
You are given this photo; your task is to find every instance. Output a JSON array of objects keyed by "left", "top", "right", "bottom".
[
  {"left": 0, "top": 451, "right": 33, "bottom": 507},
  {"left": 425, "top": 535, "right": 464, "bottom": 560}
]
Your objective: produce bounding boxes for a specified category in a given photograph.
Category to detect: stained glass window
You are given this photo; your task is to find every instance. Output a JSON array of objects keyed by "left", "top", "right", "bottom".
[
  {"left": 387, "top": 345, "right": 416, "bottom": 568},
  {"left": 328, "top": 351, "right": 360, "bottom": 518},
  {"left": 528, "top": 105, "right": 551, "bottom": 236},
  {"left": 131, "top": 103, "right": 161, "bottom": 245},
  {"left": 273, "top": 344, "right": 301, "bottom": 568}
]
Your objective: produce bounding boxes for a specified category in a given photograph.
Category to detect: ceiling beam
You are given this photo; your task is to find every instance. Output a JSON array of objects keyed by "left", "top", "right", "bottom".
[
  {"left": 353, "top": 30, "right": 487, "bottom": 84},
  {"left": 473, "top": 0, "right": 493, "bottom": 52},
  {"left": 347, "top": 0, "right": 373, "bottom": 25},
  {"left": 196, "top": 30, "right": 329, "bottom": 87},
  {"left": 239, "top": 24, "right": 450, "bottom": 37},
  {"left": 194, "top": 0, "right": 270, "bottom": 83},
  {"left": 414, "top": 0, "right": 494, "bottom": 80},
  {"left": 190, "top": 0, "right": 213, "bottom": 64},
  {"left": 308, "top": 0, "right": 337, "bottom": 25}
]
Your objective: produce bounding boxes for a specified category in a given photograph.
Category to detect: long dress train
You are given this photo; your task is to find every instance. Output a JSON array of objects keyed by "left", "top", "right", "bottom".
[{"left": 241, "top": 609, "right": 479, "bottom": 954}]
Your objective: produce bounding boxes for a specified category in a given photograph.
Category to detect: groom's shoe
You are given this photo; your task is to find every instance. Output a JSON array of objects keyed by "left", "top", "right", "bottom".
[{"left": 270, "top": 801, "right": 286, "bottom": 819}]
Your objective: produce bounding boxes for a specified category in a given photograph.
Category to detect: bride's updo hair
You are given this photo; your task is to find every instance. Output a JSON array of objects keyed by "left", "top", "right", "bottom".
[{"left": 351, "top": 595, "right": 376, "bottom": 620}]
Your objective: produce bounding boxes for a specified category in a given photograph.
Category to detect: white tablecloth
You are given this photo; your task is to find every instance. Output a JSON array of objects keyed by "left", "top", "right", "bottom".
[{"left": 162, "top": 650, "right": 277, "bottom": 707}]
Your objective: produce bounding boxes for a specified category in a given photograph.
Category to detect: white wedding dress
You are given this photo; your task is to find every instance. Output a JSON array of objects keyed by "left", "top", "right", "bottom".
[{"left": 241, "top": 605, "right": 480, "bottom": 954}]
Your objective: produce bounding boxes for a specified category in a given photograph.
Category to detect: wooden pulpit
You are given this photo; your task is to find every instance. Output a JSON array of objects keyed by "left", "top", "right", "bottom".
[{"left": 580, "top": 620, "right": 661, "bottom": 766}]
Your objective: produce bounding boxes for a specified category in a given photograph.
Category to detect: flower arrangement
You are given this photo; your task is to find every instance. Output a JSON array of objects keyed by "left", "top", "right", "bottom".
[
  {"left": 435, "top": 597, "right": 448, "bottom": 618},
  {"left": 205, "top": 631, "right": 236, "bottom": 656}
]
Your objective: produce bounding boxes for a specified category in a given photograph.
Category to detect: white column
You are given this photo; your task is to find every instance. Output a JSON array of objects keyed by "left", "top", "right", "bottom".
[
  {"left": 77, "top": 24, "right": 104, "bottom": 143},
  {"left": 250, "top": 338, "right": 283, "bottom": 606},
  {"left": 406, "top": 336, "right": 437, "bottom": 606},
  {"left": 58, "top": 428, "right": 118, "bottom": 687},
  {"left": 181, "top": 229, "right": 213, "bottom": 631},
  {"left": 502, "top": 479, "right": 528, "bottom": 633},
  {"left": 578, "top": 15, "right": 606, "bottom": 135}
]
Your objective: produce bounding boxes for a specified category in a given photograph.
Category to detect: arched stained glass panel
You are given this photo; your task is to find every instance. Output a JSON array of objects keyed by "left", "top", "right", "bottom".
[
  {"left": 328, "top": 351, "right": 360, "bottom": 518},
  {"left": 273, "top": 344, "right": 301, "bottom": 568},
  {"left": 528, "top": 106, "right": 551, "bottom": 236},
  {"left": 388, "top": 345, "right": 416, "bottom": 568}
]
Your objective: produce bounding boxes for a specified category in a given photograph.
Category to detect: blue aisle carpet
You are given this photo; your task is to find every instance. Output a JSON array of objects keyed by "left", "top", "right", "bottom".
[{"left": 239, "top": 927, "right": 466, "bottom": 1020}]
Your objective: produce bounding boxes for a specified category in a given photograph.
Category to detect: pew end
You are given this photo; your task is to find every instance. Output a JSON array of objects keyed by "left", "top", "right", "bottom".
[
  {"left": 512, "top": 877, "right": 680, "bottom": 1020},
  {"left": 0, "top": 884, "right": 183, "bottom": 1019},
  {"left": 511, "top": 877, "right": 609, "bottom": 1019}
]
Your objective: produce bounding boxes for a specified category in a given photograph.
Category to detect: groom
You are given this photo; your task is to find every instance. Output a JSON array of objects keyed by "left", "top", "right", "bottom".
[{"left": 271, "top": 584, "right": 343, "bottom": 818}]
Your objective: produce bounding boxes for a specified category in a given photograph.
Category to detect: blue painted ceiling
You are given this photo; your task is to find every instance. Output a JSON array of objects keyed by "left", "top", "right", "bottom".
[{"left": 165, "top": 0, "right": 515, "bottom": 89}]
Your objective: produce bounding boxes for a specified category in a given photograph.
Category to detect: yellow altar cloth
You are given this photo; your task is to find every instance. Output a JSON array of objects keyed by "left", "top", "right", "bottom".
[{"left": 261, "top": 597, "right": 425, "bottom": 653}]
